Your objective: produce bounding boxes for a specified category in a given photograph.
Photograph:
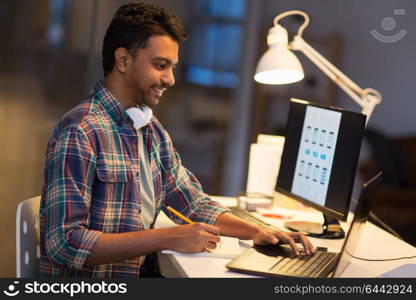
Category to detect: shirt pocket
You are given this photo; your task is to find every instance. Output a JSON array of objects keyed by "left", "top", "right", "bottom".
[
  {"left": 94, "top": 160, "right": 142, "bottom": 232},
  {"left": 96, "top": 160, "right": 134, "bottom": 182}
]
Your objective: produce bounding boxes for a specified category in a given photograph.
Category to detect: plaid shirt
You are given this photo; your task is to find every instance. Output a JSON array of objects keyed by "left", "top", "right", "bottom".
[{"left": 39, "top": 81, "right": 228, "bottom": 277}]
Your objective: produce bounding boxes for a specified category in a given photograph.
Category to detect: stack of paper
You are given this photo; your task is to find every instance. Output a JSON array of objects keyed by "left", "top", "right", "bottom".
[{"left": 245, "top": 134, "right": 285, "bottom": 198}]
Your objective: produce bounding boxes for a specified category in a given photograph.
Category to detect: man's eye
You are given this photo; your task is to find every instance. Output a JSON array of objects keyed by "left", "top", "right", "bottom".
[{"left": 155, "top": 63, "right": 166, "bottom": 69}]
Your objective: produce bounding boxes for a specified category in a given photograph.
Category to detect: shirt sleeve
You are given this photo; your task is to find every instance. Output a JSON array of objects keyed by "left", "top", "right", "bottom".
[
  {"left": 41, "top": 126, "right": 102, "bottom": 271},
  {"left": 161, "top": 131, "right": 230, "bottom": 225}
]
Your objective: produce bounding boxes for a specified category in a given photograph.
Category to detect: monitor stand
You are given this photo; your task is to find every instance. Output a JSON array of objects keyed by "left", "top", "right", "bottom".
[{"left": 284, "top": 214, "right": 345, "bottom": 239}]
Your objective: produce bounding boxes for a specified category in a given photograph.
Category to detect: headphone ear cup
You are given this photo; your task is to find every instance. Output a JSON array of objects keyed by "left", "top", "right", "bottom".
[
  {"left": 141, "top": 106, "right": 153, "bottom": 125},
  {"left": 126, "top": 106, "right": 153, "bottom": 129}
]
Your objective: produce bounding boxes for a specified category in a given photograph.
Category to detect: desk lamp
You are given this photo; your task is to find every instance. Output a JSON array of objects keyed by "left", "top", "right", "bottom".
[
  {"left": 255, "top": 11, "right": 381, "bottom": 238},
  {"left": 254, "top": 10, "right": 382, "bottom": 123}
]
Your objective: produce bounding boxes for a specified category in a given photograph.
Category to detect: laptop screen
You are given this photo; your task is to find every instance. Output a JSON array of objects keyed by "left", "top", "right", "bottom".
[{"left": 332, "top": 172, "right": 382, "bottom": 277}]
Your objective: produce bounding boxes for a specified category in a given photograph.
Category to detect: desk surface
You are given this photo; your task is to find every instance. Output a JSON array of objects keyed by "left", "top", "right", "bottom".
[{"left": 155, "top": 195, "right": 416, "bottom": 278}]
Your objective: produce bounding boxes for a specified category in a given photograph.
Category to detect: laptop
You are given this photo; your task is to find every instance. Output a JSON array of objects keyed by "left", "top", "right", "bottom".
[{"left": 226, "top": 172, "right": 382, "bottom": 278}]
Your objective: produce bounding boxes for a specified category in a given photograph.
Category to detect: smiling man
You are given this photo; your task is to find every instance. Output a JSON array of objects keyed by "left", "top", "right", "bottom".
[{"left": 39, "top": 2, "right": 314, "bottom": 278}]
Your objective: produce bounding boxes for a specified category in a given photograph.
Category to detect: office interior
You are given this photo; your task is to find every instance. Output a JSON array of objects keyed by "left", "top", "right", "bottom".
[{"left": 1, "top": 0, "right": 415, "bottom": 277}]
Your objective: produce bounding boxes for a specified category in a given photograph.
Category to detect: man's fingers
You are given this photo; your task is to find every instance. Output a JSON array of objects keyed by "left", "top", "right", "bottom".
[
  {"left": 202, "top": 235, "right": 220, "bottom": 252},
  {"left": 196, "top": 222, "right": 221, "bottom": 235},
  {"left": 252, "top": 228, "right": 315, "bottom": 256},
  {"left": 206, "top": 241, "right": 218, "bottom": 250},
  {"left": 266, "top": 233, "right": 279, "bottom": 244},
  {"left": 277, "top": 232, "right": 299, "bottom": 255},
  {"left": 289, "top": 232, "right": 315, "bottom": 255},
  {"left": 201, "top": 232, "right": 221, "bottom": 244},
  {"left": 253, "top": 231, "right": 279, "bottom": 245}
]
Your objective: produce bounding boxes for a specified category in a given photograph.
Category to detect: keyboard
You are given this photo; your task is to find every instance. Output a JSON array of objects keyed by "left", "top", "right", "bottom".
[
  {"left": 229, "top": 206, "right": 282, "bottom": 230},
  {"left": 269, "top": 251, "right": 337, "bottom": 277}
]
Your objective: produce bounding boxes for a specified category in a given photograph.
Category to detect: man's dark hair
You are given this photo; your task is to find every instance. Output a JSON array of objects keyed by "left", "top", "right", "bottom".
[{"left": 102, "top": 2, "right": 187, "bottom": 76}]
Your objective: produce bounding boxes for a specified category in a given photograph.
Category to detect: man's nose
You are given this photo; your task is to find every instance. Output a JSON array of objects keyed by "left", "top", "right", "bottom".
[{"left": 162, "top": 69, "right": 175, "bottom": 87}]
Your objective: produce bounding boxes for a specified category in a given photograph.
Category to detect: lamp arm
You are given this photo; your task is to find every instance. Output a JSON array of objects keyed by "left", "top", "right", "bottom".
[
  {"left": 273, "top": 10, "right": 309, "bottom": 36},
  {"left": 291, "top": 36, "right": 382, "bottom": 123}
]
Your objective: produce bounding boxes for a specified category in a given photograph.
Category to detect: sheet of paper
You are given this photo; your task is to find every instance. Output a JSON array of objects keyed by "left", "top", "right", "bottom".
[
  {"left": 161, "top": 236, "right": 244, "bottom": 259},
  {"left": 257, "top": 134, "right": 285, "bottom": 147},
  {"left": 238, "top": 196, "right": 271, "bottom": 211},
  {"left": 246, "top": 143, "right": 283, "bottom": 196}
]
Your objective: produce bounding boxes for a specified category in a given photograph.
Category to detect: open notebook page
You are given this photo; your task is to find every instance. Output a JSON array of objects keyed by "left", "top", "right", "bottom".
[{"left": 161, "top": 236, "right": 248, "bottom": 259}]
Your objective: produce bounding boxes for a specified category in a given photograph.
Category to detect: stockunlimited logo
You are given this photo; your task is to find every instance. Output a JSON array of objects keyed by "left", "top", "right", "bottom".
[
  {"left": 370, "top": 9, "right": 407, "bottom": 43},
  {"left": 3, "top": 281, "right": 20, "bottom": 297}
]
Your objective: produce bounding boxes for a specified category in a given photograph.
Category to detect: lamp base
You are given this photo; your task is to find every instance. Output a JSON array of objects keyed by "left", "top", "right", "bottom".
[{"left": 284, "top": 214, "right": 345, "bottom": 239}]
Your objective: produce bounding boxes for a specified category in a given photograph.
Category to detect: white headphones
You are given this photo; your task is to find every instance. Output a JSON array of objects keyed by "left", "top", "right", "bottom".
[{"left": 125, "top": 106, "right": 153, "bottom": 129}]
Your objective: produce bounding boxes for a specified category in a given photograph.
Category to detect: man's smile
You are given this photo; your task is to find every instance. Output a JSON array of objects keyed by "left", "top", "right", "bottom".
[{"left": 151, "top": 86, "right": 167, "bottom": 98}]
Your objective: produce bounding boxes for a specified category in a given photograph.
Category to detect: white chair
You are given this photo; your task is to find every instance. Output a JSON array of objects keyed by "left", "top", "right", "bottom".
[{"left": 16, "top": 196, "right": 41, "bottom": 277}]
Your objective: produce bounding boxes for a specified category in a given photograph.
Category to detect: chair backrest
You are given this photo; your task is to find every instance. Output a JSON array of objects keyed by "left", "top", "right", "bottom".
[{"left": 16, "top": 196, "right": 41, "bottom": 277}]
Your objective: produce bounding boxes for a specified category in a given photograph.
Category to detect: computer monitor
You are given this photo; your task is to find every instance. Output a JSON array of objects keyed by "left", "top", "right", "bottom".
[{"left": 276, "top": 98, "right": 366, "bottom": 239}]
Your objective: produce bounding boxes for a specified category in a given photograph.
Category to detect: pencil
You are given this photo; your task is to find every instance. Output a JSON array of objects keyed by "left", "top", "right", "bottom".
[{"left": 167, "top": 206, "right": 194, "bottom": 224}]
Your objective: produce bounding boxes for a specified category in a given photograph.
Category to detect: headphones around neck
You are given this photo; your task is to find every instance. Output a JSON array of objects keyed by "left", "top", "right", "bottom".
[{"left": 125, "top": 106, "right": 153, "bottom": 129}]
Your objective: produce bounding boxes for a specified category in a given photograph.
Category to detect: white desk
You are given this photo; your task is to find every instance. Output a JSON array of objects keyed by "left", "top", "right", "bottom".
[{"left": 156, "top": 196, "right": 416, "bottom": 278}]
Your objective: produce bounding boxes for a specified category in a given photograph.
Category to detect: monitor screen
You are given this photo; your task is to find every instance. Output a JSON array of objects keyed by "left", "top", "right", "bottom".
[{"left": 277, "top": 99, "right": 366, "bottom": 221}]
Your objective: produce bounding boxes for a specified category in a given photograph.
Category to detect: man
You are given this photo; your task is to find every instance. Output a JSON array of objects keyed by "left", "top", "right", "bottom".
[{"left": 39, "top": 2, "right": 314, "bottom": 277}]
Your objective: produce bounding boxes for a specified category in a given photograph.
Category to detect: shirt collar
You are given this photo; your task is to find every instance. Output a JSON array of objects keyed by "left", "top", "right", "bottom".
[{"left": 93, "top": 80, "right": 130, "bottom": 126}]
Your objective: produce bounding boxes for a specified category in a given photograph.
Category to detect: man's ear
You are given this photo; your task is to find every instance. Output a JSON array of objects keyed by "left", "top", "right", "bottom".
[{"left": 114, "top": 47, "right": 131, "bottom": 73}]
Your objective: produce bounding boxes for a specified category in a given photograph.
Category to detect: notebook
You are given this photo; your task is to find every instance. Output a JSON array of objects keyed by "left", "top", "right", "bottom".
[
  {"left": 226, "top": 172, "right": 382, "bottom": 278},
  {"left": 162, "top": 236, "right": 246, "bottom": 259}
]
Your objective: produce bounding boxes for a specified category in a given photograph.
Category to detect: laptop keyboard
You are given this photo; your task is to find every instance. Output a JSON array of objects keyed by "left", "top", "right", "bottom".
[
  {"left": 269, "top": 251, "right": 337, "bottom": 277},
  {"left": 229, "top": 207, "right": 337, "bottom": 277},
  {"left": 229, "top": 206, "right": 281, "bottom": 231}
]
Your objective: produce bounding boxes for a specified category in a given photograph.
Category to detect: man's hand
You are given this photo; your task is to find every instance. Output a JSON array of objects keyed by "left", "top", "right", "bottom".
[
  {"left": 253, "top": 228, "right": 315, "bottom": 255},
  {"left": 163, "top": 223, "right": 221, "bottom": 253},
  {"left": 85, "top": 223, "right": 221, "bottom": 266},
  {"left": 213, "top": 212, "right": 315, "bottom": 256}
]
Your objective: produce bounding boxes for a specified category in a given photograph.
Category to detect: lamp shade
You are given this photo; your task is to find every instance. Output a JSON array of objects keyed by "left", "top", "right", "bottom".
[{"left": 254, "top": 46, "right": 304, "bottom": 85}]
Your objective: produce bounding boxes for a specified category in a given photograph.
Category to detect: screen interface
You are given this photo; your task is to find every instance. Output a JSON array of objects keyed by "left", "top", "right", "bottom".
[
  {"left": 276, "top": 99, "right": 366, "bottom": 220},
  {"left": 291, "top": 106, "right": 341, "bottom": 206}
]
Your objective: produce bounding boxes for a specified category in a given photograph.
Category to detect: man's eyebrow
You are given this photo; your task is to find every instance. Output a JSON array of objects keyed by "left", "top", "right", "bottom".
[{"left": 152, "top": 57, "right": 178, "bottom": 67}]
